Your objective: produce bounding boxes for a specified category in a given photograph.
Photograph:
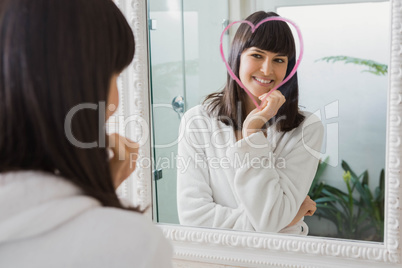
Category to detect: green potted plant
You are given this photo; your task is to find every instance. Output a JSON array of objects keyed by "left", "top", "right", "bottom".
[{"left": 308, "top": 159, "right": 384, "bottom": 241}]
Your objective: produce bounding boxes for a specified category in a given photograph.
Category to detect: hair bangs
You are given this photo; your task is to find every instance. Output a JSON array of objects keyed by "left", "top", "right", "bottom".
[{"left": 246, "top": 20, "right": 295, "bottom": 59}]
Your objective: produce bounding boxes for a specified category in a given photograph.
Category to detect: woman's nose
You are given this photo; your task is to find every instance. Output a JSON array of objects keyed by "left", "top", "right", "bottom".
[{"left": 260, "top": 59, "right": 273, "bottom": 75}]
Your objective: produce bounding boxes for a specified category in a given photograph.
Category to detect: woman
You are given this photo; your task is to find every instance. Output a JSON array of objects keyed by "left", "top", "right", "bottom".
[
  {"left": 177, "top": 11, "right": 323, "bottom": 235},
  {"left": 0, "top": 0, "right": 171, "bottom": 267}
]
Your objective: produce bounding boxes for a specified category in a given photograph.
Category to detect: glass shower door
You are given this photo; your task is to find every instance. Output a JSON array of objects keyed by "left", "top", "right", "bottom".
[{"left": 148, "top": 0, "right": 229, "bottom": 224}]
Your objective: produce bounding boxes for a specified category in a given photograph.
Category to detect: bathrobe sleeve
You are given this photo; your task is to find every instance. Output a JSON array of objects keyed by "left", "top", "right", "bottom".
[{"left": 177, "top": 109, "right": 324, "bottom": 233}]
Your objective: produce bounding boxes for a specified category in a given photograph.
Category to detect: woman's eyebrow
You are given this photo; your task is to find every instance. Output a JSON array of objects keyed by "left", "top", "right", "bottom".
[
  {"left": 249, "top": 48, "right": 266, "bottom": 53},
  {"left": 248, "top": 48, "right": 287, "bottom": 57}
]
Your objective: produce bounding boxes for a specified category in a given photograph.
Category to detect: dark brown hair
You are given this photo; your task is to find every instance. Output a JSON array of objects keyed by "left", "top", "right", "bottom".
[
  {"left": 204, "top": 11, "right": 304, "bottom": 131},
  {"left": 0, "top": 0, "right": 139, "bottom": 211}
]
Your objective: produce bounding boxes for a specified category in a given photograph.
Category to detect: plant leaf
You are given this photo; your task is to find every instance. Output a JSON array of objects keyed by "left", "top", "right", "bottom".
[
  {"left": 316, "top": 56, "right": 388, "bottom": 76},
  {"left": 309, "top": 157, "right": 329, "bottom": 195},
  {"left": 315, "top": 196, "right": 338, "bottom": 203}
]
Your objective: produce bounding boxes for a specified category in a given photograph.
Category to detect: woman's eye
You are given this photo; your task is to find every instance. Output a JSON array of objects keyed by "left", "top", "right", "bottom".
[
  {"left": 275, "top": 58, "right": 286, "bottom": 63},
  {"left": 251, "top": 54, "right": 262, "bottom": 59}
]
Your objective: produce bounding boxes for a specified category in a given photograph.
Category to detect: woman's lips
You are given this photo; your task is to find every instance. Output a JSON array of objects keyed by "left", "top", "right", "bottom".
[{"left": 253, "top": 76, "right": 273, "bottom": 86}]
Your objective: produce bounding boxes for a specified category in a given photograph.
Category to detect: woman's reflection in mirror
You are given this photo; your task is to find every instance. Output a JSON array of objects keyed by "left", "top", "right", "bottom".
[{"left": 177, "top": 11, "right": 324, "bottom": 235}]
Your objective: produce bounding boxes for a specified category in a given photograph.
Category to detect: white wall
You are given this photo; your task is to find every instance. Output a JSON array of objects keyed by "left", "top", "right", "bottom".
[{"left": 279, "top": 2, "right": 389, "bottom": 192}]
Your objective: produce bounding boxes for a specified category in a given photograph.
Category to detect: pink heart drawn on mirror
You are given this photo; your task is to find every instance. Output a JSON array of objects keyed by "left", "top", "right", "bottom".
[{"left": 219, "top": 17, "right": 304, "bottom": 110}]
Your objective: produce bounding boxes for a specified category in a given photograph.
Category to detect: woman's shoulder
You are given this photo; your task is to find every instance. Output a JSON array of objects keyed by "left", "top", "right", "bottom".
[
  {"left": 285, "top": 110, "right": 324, "bottom": 147},
  {"left": 78, "top": 206, "right": 167, "bottom": 243},
  {"left": 183, "top": 104, "right": 210, "bottom": 117},
  {"left": 277, "top": 110, "right": 324, "bottom": 142},
  {"left": 70, "top": 207, "right": 172, "bottom": 266},
  {"left": 0, "top": 171, "right": 172, "bottom": 267},
  {"left": 180, "top": 104, "right": 214, "bottom": 129},
  {"left": 299, "top": 110, "right": 324, "bottom": 132}
]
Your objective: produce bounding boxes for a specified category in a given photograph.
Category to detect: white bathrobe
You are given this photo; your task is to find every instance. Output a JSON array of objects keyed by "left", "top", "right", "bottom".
[
  {"left": 177, "top": 104, "right": 324, "bottom": 234},
  {"left": 0, "top": 170, "right": 172, "bottom": 268}
]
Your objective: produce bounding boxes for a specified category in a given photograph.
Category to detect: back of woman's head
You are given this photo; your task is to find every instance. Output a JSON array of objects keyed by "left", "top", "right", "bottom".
[{"left": 0, "top": 0, "right": 137, "bottom": 210}]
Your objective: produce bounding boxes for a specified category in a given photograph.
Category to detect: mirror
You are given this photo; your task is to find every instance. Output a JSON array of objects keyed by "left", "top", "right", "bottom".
[
  {"left": 115, "top": 0, "right": 402, "bottom": 266},
  {"left": 148, "top": 0, "right": 389, "bottom": 242}
]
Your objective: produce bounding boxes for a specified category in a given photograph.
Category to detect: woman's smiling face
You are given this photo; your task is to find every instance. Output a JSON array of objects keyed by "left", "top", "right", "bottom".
[{"left": 239, "top": 47, "right": 288, "bottom": 101}]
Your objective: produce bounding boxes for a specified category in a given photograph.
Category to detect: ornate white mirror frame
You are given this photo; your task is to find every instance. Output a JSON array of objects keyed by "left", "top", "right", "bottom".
[{"left": 116, "top": 0, "right": 402, "bottom": 267}]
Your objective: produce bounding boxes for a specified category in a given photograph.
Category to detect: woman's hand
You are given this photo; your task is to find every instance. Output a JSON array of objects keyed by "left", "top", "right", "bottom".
[
  {"left": 242, "top": 90, "right": 286, "bottom": 138},
  {"left": 108, "top": 133, "right": 139, "bottom": 189},
  {"left": 287, "top": 195, "right": 317, "bottom": 227}
]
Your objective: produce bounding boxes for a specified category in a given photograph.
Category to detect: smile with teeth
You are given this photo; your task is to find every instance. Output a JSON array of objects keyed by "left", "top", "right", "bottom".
[{"left": 254, "top": 77, "right": 273, "bottom": 84}]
